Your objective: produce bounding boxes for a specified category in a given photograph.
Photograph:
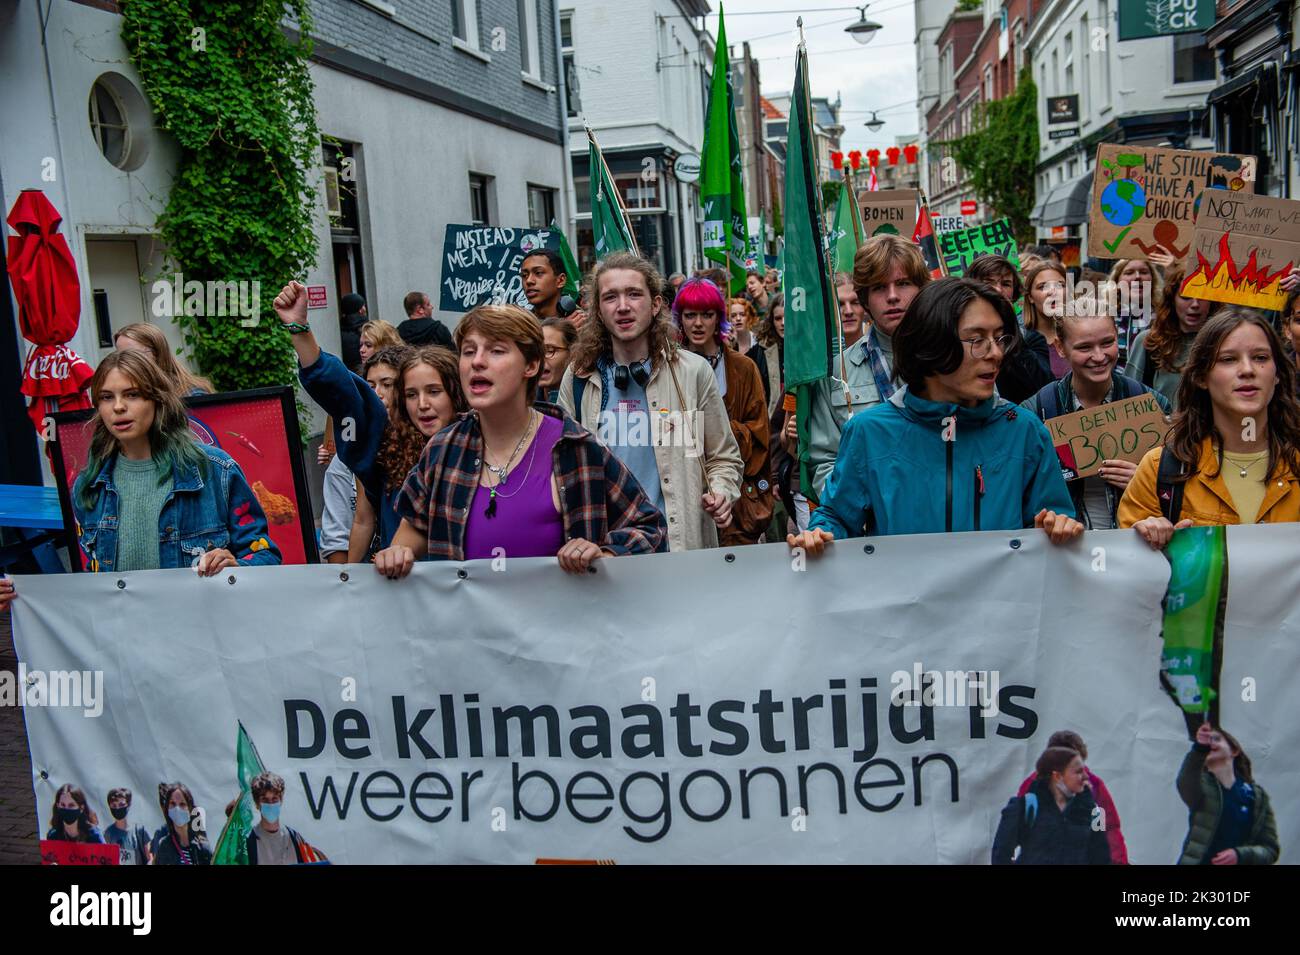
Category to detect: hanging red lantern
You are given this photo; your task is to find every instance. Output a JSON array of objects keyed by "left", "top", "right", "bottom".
[
  {"left": 867, "top": 149, "right": 880, "bottom": 168},
  {"left": 904, "top": 143, "right": 919, "bottom": 164},
  {"left": 886, "top": 146, "right": 901, "bottom": 166},
  {"left": 831, "top": 151, "right": 844, "bottom": 169},
  {"left": 848, "top": 150, "right": 862, "bottom": 169}
]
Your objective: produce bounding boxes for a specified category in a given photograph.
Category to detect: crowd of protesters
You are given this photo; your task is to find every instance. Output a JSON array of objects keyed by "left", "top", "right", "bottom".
[{"left": 2, "top": 220, "right": 1297, "bottom": 867}]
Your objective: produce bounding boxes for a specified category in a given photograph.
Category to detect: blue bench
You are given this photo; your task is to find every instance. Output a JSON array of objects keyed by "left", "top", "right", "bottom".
[{"left": 0, "top": 484, "right": 66, "bottom": 573}]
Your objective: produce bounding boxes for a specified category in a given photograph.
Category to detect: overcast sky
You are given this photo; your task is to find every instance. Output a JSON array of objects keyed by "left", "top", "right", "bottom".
[{"left": 709, "top": 0, "right": 922, "bottom": 154}]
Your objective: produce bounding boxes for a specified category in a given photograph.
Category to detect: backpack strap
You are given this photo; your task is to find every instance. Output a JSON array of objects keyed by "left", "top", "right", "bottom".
[
  {"left": 571, "top": 374, "right": 588, "bottom": 428},
  {"left": 1141, "top": 346, "right": 1157, "bottom": 388},
  {"left": 1017, "top": 791, "right": 1039, "bottom": 853},
  {"left": 1156, "top": 445, "right": 1186, "bottom": 523}
]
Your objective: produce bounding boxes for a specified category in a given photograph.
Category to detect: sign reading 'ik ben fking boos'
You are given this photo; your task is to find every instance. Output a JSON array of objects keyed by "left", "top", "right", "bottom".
[
  {"left": 1045, "top": 392, "right": 1171, "bottom": 481},
  {"left": 1087, "top": 144, "right": 1257, "bottom": 259},
  {"left": 1118, "top": 0, "right": 1216, "bottom": 42},
  {"left": 1179, "top": 191, "right": 1300, "bottom": 311}
]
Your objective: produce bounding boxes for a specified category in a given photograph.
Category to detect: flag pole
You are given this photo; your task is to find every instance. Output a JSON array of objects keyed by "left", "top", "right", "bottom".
[{"left": 587, "top": 125, "right": 640, "bottom": 257}]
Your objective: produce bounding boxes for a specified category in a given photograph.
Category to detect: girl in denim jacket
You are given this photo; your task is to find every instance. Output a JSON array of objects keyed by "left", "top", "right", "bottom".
[{"left": 69, "top": 350, "right": 280, "bottom": 575}]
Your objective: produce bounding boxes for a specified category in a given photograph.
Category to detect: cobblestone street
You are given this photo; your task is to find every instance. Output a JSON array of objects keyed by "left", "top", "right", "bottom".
[{"left": 0, "top": 612, "right": 39, "bottom": 864}]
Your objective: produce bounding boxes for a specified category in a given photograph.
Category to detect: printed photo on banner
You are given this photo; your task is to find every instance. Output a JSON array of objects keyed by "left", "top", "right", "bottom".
[
  {"left": 1178, "top": 191, "right": 1300, "bottom": 311},
  {"left": 1087, "top": 144, "right": 1257, "bottom": 259},
  {"left": 48, "top": 387, "right": 318, "bottom": 567}
]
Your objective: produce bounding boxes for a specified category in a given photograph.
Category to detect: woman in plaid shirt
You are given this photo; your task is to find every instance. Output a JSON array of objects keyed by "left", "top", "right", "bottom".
[{"left": 372, "top": 304, "right": 667, "bottom": 576}]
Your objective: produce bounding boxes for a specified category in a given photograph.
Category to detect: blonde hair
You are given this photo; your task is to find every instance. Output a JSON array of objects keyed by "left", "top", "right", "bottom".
[
  {"left": 360, "top": 319, "right": 402, "bottom": 351},
  {"left": 114, "top": 323, "right": 213, "bottom": 394}
]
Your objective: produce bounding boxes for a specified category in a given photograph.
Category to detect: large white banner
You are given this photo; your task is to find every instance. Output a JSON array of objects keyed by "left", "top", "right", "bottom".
[{"left": 10, "top": 528, "right": 1293, "bottom": 863}]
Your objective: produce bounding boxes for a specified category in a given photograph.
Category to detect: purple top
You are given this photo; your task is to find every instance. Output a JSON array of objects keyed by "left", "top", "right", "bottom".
[
  {"left": 1048, "top": 345, "right": 1071, "bottom": 380},
  {"left": 464, "top": 413, "right": 566, "bottom": 560}
]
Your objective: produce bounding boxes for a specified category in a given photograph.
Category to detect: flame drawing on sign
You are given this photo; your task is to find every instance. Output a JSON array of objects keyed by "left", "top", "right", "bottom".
[{"left": 1181, "top": 233, "right": 1293, "bottom": 308}]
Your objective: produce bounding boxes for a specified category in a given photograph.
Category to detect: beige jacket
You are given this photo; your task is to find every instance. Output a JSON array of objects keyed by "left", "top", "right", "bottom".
[{"left": 558, "top": 348, "right": 743, "bottom": 552}]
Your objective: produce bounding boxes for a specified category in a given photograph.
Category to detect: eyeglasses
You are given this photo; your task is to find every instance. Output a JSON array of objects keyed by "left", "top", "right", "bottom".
[
  {"left": 543, "top": 345, "right": 569, "bottom": 358},
  {"left": 960, "top": 334, "right": 1016, "bottom": 359}
]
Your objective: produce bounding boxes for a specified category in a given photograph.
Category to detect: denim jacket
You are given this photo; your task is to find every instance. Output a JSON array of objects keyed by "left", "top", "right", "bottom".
[{"left": 74, "top": 444, "right": 282, "bottom": 572}]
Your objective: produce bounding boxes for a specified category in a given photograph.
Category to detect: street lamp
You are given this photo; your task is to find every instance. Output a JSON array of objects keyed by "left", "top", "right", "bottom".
[
  {"left": 864, "top": 111, "right": 884, "bottom": 132},
  {"left": 845, "top": 5, "right": 882, "bottom": 45}
]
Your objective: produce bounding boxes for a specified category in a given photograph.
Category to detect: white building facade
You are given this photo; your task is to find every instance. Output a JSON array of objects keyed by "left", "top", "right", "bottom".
[{"left": 1027, "top": 0, "right": 1218, "bottom": 249}]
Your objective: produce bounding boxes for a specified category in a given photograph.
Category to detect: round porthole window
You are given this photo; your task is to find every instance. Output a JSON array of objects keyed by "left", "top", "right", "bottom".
[{"left": 88, "top": 73, "right": 151, "bottom": 171}]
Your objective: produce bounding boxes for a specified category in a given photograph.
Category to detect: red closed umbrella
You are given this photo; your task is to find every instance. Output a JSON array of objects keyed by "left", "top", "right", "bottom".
[{"left": 6, "top": 189, "right": 94, "bottom": 430}]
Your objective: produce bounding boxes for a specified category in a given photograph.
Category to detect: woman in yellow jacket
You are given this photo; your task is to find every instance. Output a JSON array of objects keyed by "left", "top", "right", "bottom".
[{"left": 1118, "top": 308, "right": 1300, "bottom": 545}]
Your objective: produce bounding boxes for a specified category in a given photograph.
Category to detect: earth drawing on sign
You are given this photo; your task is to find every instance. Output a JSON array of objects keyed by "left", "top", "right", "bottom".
[{"left": 1101, "top": 180, "right": 1147, "bottom": 227}]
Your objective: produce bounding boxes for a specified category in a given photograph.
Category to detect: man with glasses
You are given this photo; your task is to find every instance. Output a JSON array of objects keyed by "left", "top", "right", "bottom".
[{"left": 788, "top": 277, "right": 1080, "bottom": 548}]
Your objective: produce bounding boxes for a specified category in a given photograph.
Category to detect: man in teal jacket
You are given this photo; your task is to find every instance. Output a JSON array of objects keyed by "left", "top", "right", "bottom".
[{"left": 790, "top": 278, "right": 1081, "bottom": 546}]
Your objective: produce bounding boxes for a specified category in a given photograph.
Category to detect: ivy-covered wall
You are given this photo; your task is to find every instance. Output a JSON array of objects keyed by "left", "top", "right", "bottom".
[
  {"left": 121, "top": 0, "right": 321, "bottom": 391},
  {"left": 943, "top": 69, "right": 1040, "bottom": 244}
]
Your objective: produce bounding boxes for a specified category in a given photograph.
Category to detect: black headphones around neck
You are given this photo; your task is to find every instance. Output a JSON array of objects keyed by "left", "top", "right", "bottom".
[{"left": 602, "top": 355, "right": 651, "bottom": 390}]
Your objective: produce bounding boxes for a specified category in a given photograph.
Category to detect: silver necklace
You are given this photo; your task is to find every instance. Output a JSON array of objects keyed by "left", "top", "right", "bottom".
[
  {"left": 484, "top": 411, "right": 536, "bottom": 483},
  {"left": 1224, "top": 451, "right": 1265, "bottom": 479}
]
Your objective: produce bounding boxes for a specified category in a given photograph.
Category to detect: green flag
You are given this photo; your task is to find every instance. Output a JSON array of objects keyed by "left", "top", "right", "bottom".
[
  {"left": 548, "top": 219, "right": 582, "bottom": 295},
  {"left": 212, "top": 721, "right": 267, "bottom": 865},
  {"left": 781, "top": 44, "right": 836, "bottom": 500},
  {"left": 1160, "top": 526, "right": 1226, "bottom": 716},
  {"left": 828, "top": 178, "right": 863, "bottom": 275},
  {"left": 700, "top": 5, "right": 749, "bottom": 295},
  {"left": 588, "top": 133, "right": 635, "bottom": 258}
]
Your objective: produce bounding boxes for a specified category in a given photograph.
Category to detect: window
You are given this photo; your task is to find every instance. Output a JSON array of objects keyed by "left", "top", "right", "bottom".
[
  {"left": 451, "top": 0, "right": 479, "bottom": 49},
  {"left": 518, "top": 0, "right": 541, "bottom": 78},
  {"left": 984, "top": 64, "right": 994, "bottom": 101},
  {"left": 1014, "top": 22, "right": 1024, "bottom": 71},
  {"left": 1080, "top": 15, "right": 1090, "bottom": 114},
  {"left": 615, "top": 173, "right": 660, "bottom": 211},
  {"left": 1173, "top": 33, "right": 1215, "bottom": 84},
  {"left": 1051, "top": 49, "right": 1059, "bottom": 95},
  {"left": 88, "top": 73, "right": 151, "bottom": 171},
  {"left": 89, "top": 81, "right": 128, "bottom": 168},
  {"left": 322, "top": 138, "right": 370, "bottom": 310},
  {"left": 469, "top": 173, "right": 492, "bottom": 225},
  {"left": 561, "top": 11, "right": 580, "bottom": 116},
  {"left": 527, "top": 184, "right": 556, "bottom": 229}
]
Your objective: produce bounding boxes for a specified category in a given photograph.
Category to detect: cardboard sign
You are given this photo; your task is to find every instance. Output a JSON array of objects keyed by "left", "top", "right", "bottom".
[
  {"left": 306, "top": 285, "right": 328, "bottom": 309},
  {"left": 1179, "top": 191, "right": 1300, "bottom": 310},
  {"left": 933, "top": 215, "right": 966, "bottom": 233},
  {"left": 438, "top": 225, "right": 567, "bottom": 313},
  {"left": 40, "top": 840, "right": 120, "bottom": 866},
  {"left": 857, "top": 189, "right": 917, "bottom": 239},
  {"left": 937, "top": 217, "right": 1019, "bottom": 277},
  {"left": 1044, "top": 393, "right": 1172, "bottom": 481},
  {"left": 1087, "top": 144, "right": 1257, "bottom": 259},
  {"left": 50, "top": 387, "right": 319, "bottom": 568}
]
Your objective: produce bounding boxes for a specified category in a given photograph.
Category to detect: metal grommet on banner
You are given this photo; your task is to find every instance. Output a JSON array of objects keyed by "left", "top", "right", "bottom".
[
  {"left": 863, "top": 544, "right": 875, "bottom": 555},
  {"left": 724, "top": 553, "right": 735, "bottom": 563},
  {"left": 457, "top": 569, "right": 468, "bottom": 580},
  {"left": 1010, "top": 539, "right": 1021, "bottom": 550},
  {"left": 39, "top": 770, "right": 49, "bottom": 780},
  {"left": 587, "top": 566, "right": 598, "bottom": 574},
  {"left": 339, "top": 571, "right": 349, "bottom": 582},
  {"left": 227, "top": 575, "right": 237, "bottom": 585},
  {"left": 116, "top": 579, "right": 125, "bottom": 589}
]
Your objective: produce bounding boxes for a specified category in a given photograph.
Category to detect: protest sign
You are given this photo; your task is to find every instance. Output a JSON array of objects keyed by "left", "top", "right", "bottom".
[
  {"left": 49, "top": 388, "right": 318, "bottom": 567},
  {"left": 933, "top": 214, "right": 966, "bottom": 233},
  {"left": 858, "top": 189, "right": 917, "bottom": 239},
  {"left": 937, "top": 217, "right": 1019, "bottom": 276},
  {"left": 1179, "top": 191, "right": 1300, "bottom": 310},
  {"left": 18, "top": 527, "right": 1300, "bottom": 864},
  {"left": 1043, "top": 391, "right": 1171, "bottom": 481},
  {"left": 1088, "top": 144, "right": 1257, "bottom": 259},
  {"left": 438, "top": 225, "right": 568, "bottom": 313},
  {"left": 40, "top": 840, "right": 120, "bottom": 866}
]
